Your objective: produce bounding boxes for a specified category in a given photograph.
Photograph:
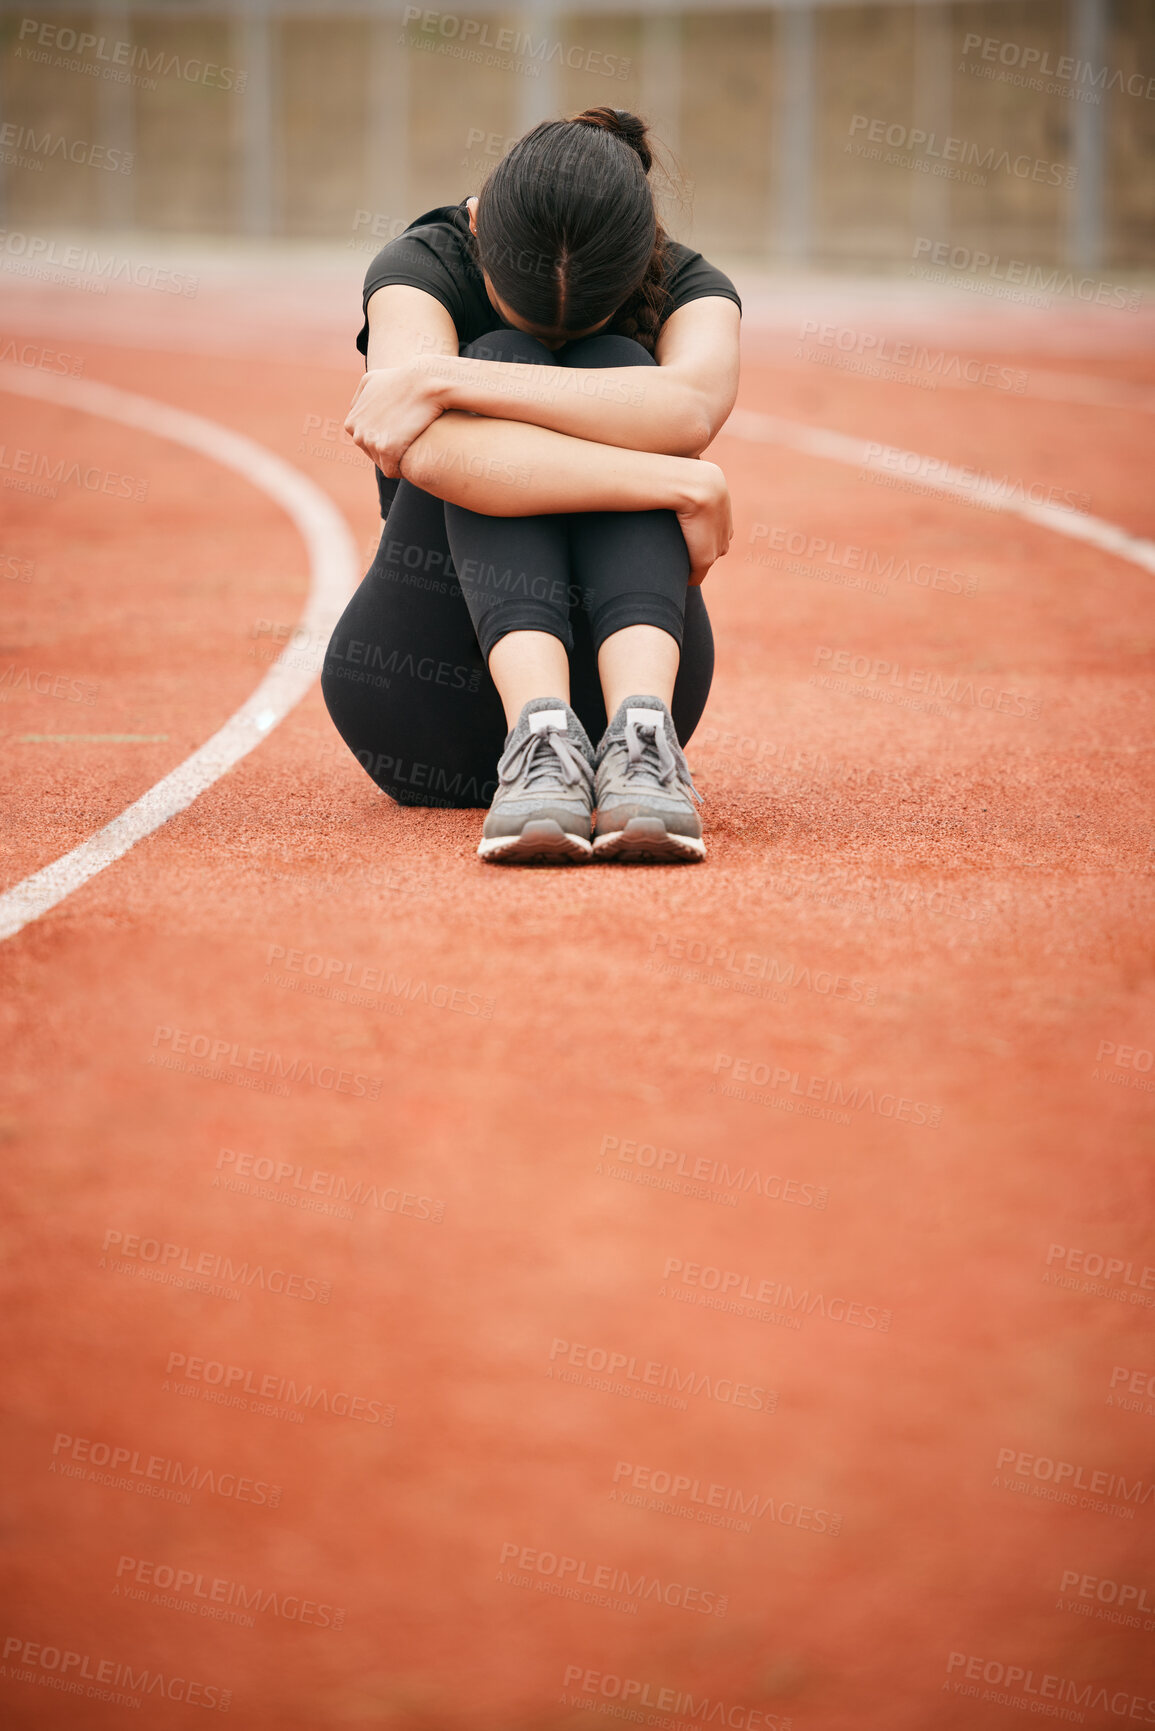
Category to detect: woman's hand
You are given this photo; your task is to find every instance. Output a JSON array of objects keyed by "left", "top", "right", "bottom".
[
  {"left": 673, "top": 460, "right": 733, "bottom": 586},
  {"left": 344, "top": 358, "right": 447, "bottom": 478}
]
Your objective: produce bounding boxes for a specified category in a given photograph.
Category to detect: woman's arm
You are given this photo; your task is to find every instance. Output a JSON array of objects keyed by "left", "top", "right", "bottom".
[
  {"left": 345, "top": 286, "right": 733, "bottom": 583},
  {"left": 400, "top": 408, "right": 729, "bottom": 584},
  {"left": 353, "top": 286, "right": 740, "bottom": 460},
  {"left": 425, "top": 298, "right": 741, "bottom": 458}
]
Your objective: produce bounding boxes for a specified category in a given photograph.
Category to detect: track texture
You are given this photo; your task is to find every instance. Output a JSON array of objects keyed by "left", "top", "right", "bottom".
[{"left": 1, "top": 266, "right": 1154, "bottom": 1731}]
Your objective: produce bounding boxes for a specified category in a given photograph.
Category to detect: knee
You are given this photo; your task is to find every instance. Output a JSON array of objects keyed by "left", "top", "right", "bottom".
[
  {"left": 462, "top": 327, "right": 556, "bottom": 366},
  {"left": 562, "top": 333, "right": 656, "bottom": 370}
]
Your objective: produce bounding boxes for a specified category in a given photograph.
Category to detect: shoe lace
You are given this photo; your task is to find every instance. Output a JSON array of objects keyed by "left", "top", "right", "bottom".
[
  {"left": 499, "top": 722, "right": 594, "bottom": 794},
  {"left": 623, "top": 716, "right": 704, "bottom": 805}
]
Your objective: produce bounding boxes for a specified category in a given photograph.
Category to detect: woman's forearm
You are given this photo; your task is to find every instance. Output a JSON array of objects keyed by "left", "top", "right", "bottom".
[
  {"left": 421, "top": 354, "right": 710, "bottom": 459},
  {"left": 399, "top": 409, "right": 707, "bottom": 517}
]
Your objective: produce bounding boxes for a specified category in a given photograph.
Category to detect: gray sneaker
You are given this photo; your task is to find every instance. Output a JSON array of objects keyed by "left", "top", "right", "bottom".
[
  {"left": 478, "top": 697, "right": 595, "bottom": 865},
  {"left": 592, "top": 696, "right": 705, "bottom": 863}
]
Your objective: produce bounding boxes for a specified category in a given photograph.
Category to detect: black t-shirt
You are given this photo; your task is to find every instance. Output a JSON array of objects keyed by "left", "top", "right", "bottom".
[
  {"left": 357, "top": 197, "right": 741, "bottom": 354},
  {"left": 357, "top": 199, "right": 741, "bottom": 517}
]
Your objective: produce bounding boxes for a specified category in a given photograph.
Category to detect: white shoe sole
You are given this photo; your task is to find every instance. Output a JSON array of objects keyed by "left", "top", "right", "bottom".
[
  {"left": 478, "top": 819, "right": 592, "bottom": 866},
  {"left": 592, "top": 816, "right": 705, "bottom": 864}
]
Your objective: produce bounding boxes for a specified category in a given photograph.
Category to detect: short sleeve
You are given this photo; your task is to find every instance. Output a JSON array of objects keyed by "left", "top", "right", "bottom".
[
  {"left": 354, "top": 204, "right": 482, "bottom": 518},
  {"left": 663, "top": 245, "right": 742, "bottom": 321},
  {"left": 356, "top": 218, "right": 475, "bottom": 355}
]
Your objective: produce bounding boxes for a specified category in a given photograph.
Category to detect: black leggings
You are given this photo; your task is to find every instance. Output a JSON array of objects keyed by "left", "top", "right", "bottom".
[{"left": 321, "top": 327, "right": 713, "bottom": 808}]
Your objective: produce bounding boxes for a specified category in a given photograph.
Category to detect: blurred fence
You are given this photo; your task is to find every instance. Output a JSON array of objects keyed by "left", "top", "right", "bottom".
[{"left": 0, "top": 0, "right": 1151, "bottom": 269}]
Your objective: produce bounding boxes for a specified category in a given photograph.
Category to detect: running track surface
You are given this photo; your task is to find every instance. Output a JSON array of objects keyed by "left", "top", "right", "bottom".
[{"left": 1, "top": 253, "right": 1154, "bottom": 1731}]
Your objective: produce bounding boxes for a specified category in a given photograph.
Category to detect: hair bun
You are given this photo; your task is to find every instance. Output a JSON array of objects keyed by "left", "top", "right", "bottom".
[{"left": 571, "top": 105, "right": 652, "bottom": 175}]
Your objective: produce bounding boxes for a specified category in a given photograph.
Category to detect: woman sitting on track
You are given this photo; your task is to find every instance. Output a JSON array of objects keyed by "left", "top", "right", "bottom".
[{"left": 325, "top": 105, "right": 741, "bottom": 864}]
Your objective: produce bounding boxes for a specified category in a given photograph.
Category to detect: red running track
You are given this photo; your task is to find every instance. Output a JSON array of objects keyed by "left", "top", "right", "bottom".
[{"left": 1, "top": 259, "right": 1154, "bottom": 1731}]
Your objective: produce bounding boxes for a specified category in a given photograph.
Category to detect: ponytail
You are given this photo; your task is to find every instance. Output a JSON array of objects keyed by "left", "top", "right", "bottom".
[{"left": 569, "top": 107, "right": 670, "bottom": 353}]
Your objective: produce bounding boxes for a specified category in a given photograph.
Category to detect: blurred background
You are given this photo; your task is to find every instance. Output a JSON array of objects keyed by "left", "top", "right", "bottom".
[{"left": 1, "top": 0, "right": 1152, "bottom": 281}]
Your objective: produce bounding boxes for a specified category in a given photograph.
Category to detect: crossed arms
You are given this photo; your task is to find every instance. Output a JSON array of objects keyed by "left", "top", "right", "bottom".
[{"left": 344, "top": 285, "right": 740, "bottom": 585}]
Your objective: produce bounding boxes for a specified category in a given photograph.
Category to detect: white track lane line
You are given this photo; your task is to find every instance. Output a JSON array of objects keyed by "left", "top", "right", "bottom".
[
  {"left": 3, "top": 388, "right": 1148, "bottom": 943},
  {"left": 0, "top": 366, "right": 359, "bottom": 943},
  {"left": 724, "top": 408, "right": 1155, "bottom": 577}
]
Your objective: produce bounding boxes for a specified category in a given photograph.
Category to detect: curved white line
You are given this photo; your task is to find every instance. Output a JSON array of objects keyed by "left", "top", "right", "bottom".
[
  {"left": 0, "top": 365, "right": 359, "bottom": 942},
  {"left": 724, "top": 408, "right": 1155, "bottom": 577},
  {"left": 3, "top": 386, "right": 1147, "bottom": 942}
]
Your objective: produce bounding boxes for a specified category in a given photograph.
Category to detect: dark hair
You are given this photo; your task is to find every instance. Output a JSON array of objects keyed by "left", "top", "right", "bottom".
[{"left": 474, "top": 107, "right": 670, "bottom": 352}]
